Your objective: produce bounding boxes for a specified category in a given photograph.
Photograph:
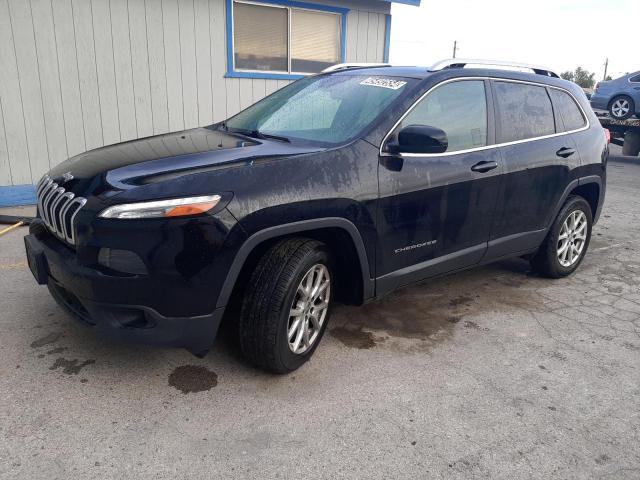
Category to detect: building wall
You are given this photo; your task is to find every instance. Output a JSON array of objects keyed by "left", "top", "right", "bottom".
[{"left": 0, "top": 0, "right": 390, "bottom": 191}]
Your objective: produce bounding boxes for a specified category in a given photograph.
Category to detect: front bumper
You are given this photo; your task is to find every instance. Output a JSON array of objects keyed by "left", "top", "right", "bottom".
[{"left": 24, "top": 228, "right": 225, "bottom": 354}]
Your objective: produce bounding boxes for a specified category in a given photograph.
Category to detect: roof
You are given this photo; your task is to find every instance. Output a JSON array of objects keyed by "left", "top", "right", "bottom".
[
  {"left": 328, "top": 59, "right": 565, "bottom": 82},
  {"left": 331, "top": 65, "right": 580, "bottom": 91}
]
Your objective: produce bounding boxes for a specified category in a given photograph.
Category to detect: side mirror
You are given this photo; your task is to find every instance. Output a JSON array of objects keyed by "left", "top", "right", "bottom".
[{"left": 387, "top": 125, "right": 448, "bottom": 154}]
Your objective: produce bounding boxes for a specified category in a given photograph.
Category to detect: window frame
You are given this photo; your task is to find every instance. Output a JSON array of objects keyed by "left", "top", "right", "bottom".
[
  {"left": 380, "top": 77, "right": 590, "bottom": 158},
  {"left": 225, "top": 0, "right": 348, "bottom": 80}
]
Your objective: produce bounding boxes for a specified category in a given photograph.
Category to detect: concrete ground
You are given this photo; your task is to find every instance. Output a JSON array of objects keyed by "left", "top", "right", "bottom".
[{"left": 1, "top": 158, "right": 639, "bottom": 480}]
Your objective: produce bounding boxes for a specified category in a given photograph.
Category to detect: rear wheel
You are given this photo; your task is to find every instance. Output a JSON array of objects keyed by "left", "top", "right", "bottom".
[
  {"left": 531, "top": 196, "right": 592, "bottom": 278},
  {"left": 622, "top": 131, "right": 640, "bottom": 157},
  {"left": 609, "top": 95, "right": 634, "bottom": 120},
  {"left": 238, "top": 238, "right": 333, "bottom": 373}
]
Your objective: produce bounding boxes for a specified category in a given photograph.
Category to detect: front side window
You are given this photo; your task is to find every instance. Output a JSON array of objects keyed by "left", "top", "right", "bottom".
[
  {"left": 550, "top": 89, "right": 586, "bottom": 132},
  {"left": 232, "top": 1, "right": 342, "bottom": 74},
  {"left": 225, "top": 74, "right": 413, "bottom": 145},
  {"left": 494, "top": 82, "right": 555, "bottom": 143},
  {"left": 397, "top": 80, "right": 488, "bottom": 152}
]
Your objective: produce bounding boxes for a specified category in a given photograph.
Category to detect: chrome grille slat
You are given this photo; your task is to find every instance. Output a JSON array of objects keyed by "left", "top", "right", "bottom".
[{"left": 36, "top": 175, "right": 87, "bottom": 246}]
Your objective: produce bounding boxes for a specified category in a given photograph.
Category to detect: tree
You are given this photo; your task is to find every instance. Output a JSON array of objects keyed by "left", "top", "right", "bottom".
[
  {"left": 605, "top": 75, "right": 612, "bottom": 81},
  {"left": 560, "top": 71, "right": 574, "bottom": 82},
  {"left": 560, "top": 67, "right": 595, "bottom": 88},
  {"left": 573, "top": 67, "right": 595, "bottom": 89}
]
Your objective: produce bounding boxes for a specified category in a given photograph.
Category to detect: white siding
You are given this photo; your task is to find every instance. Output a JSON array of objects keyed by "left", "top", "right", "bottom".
[{"left": 0, "top": 0, "right": 389, "bottom": 187}]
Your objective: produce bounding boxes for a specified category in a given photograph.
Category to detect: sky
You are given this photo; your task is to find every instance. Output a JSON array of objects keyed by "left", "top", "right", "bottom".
[{"left": 390, "top": 0, "right": 639, "bottom": 81}]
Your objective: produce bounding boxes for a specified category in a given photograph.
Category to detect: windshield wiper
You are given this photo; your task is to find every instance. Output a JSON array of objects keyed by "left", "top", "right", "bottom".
[
  {"left": 223, "top": 126, "right": 290, "bottom": 143},
  {"left": 253, "top": 131, "right": 291, "bottom": 143}
]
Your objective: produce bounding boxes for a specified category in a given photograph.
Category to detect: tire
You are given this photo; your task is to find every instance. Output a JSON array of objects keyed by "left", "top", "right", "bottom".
[
  {"left": 530, "top": 196, "right": 593, "bottom": 278},
  {"left": 608, "top": 95, "right": 634, "bottom": 120},
  {"left": 622, "top": 131, "right": 640, "bottom": 157},
  {"left": 238, "top": 238, "right": 334, "bottom": 373}
]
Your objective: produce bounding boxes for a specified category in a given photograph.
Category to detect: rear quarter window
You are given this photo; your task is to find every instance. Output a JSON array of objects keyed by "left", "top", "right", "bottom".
[
  {"left": 549, "top": 89, "right": 586, "bottom": 132},
  {"left": 494, "top": 81, "right": 555, "bottom": 143}
]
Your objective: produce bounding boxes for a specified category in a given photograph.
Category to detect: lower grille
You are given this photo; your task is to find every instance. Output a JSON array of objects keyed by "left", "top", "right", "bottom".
[{"left": 36, "top": 175, "right": 87, "bottom": 246}]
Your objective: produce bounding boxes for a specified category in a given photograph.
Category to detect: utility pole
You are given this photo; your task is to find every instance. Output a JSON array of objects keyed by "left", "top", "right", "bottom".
[
  {"left": 452, "top": 40, "right": 458, "bottom": 58},
  {"left": 603, "top": 58, "right": 608, "bottom": 80}
]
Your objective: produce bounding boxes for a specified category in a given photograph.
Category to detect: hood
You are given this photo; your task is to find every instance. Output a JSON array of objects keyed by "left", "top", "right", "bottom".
[{"left": 48, "top": 126, "right": 325, "bottom": 197}]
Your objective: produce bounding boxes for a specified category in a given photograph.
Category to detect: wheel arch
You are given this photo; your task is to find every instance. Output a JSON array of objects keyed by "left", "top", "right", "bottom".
[
  {"left": 549, "top": 176, "right": 603, "bottom": 231},
  {"left": 570, "top": 180, "right": 601, "bottom": 221},
  {"left": 216, "top": 218, "right": 374, "bottom": 311},
  {"left": 608, "top": 93, "right": 634, "bottom": 107}
]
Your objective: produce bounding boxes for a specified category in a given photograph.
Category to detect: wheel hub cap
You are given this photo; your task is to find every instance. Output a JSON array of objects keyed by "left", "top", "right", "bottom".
[
  {"left": 557, "top": 210, "right": 587, "bottom": 267},
  {"left": 287, "top": 264, "right": 331, "bottom": 355},
  {"left": 612, "top": 99, "right": 629, "bottom": 117}
]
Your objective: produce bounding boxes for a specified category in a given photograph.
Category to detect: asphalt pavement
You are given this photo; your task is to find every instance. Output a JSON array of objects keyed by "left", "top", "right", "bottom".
[{"left": 0, "top": 157, "right": 638, "bottom": 479}]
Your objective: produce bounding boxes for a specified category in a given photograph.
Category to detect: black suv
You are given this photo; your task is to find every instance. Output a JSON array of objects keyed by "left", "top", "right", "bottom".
[{"left": 25, "top": 60, "right": 607, "bottom": 373}]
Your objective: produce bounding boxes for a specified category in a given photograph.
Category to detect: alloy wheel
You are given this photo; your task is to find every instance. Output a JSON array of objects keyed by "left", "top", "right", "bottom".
[
  {"left": 287, "top": 264, "right": 331, "bottom": 354},
  {"left": 611, "top": 99, "right": 630, "bottom": 118},
  {"left": 557, "top": 210, "right": 587, "bottom": 267}
]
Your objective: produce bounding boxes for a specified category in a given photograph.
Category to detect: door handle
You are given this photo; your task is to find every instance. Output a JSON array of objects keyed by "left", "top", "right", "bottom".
[
  {"left": 556, "top": 147, "right": 575, "bottom": 158},
  {"left": 470, "top": 160, "right": 498, "bottom": 173}
]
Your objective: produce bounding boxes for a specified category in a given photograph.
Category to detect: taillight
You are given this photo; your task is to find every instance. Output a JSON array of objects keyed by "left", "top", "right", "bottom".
[
  {"left": 604, "top": 128, "right": 611, "bottom": 143},
  {"left": 595, "top": 82, "right": 600, "bottom": 91}
]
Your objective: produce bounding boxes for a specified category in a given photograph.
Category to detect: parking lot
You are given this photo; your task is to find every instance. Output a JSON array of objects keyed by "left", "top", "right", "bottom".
[{"left": 0, "top": 157, "right": 638, "bottom": 479}]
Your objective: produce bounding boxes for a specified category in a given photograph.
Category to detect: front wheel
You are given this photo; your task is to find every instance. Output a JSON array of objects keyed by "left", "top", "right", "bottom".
[
  {"left": 238, "top": 238, "right": 333, "bottom": 373},
  {"left": 530, "top": 196, "right": 593, "bottom": 278}
]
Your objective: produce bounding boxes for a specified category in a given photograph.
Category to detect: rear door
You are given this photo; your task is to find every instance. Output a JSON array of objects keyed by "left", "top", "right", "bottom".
[
  {"left": 488, "top": 80, "right": 582, "bottom": 257},
  {"left": 376, "top": 79, "right": 502, "bottom": 293}
]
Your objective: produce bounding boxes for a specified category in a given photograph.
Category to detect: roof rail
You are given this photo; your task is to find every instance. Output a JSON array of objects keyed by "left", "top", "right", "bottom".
[
  {"left": 322, "top": 62, "right": 391, "bottom": 73},
  {"left": 429, "top": 59, "right": 559, "bottom": 78}
]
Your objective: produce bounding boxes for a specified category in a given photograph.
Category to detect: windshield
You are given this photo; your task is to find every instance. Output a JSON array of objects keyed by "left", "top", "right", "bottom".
[{"left": 224, "top": 74, "right": 414, "bottom": 146}]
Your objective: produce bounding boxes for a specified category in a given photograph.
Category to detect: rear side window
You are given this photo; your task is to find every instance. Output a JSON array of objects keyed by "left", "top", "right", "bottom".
[
  {"left": 399, "top": 80, "right": 487, "bottom": 152},
  {"left": 494, "top": 82, "right": 555, "bottom": 143},
  {"left": 629, "top": 74, "right": 640, "bottom": 83},
  {"left": 550, "top": 89, "right": 586, "bottom": 132}
]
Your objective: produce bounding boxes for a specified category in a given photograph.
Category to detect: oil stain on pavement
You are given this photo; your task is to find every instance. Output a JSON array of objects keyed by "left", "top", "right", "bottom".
[
  {"left": 330, "top": 259, "right": 541, "bottom": 350},
  {"left": 30, "top": 332, "right": 62, "bottom": 348},
  {"left": 168, "top": 365, "right": 218, "bottom": 394},
  {"left": 49, "top": 358, "right": 96, "bottom": 375},
  {"left": 329, "top": 327, "right": 378, "bottom": 349}
]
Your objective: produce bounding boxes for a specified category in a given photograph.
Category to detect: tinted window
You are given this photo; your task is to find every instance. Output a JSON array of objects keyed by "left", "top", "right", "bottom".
[
  {"left": 550, "top": 89, "right": 586, "bottom": 131},
  {"left": 494, "top": 82, "right": 555, "bottom": 143},
  {"left": 629, "top": 74, "right": 640, "bottom": 83},
  {"left": 399, "top": 80, "right": 487, "bottom": 152},
  {"left": 226, "top": 75, "right": 412, "bottom": 145}
]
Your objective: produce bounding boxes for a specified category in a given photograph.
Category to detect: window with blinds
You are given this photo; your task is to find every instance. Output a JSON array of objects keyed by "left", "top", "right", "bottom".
[{"left": 232, "top": 1, "right": 342, "bottom": 74}]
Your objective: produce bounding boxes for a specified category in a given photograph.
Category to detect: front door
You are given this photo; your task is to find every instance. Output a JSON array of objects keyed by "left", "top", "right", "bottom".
[{"left": 376, "top": 79, "right": 502, "bottom": 294}]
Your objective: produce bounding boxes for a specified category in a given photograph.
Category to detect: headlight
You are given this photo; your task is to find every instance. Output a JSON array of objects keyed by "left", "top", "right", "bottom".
[{"left": 98, "top": 195, "right": 221, "bottom": 219}]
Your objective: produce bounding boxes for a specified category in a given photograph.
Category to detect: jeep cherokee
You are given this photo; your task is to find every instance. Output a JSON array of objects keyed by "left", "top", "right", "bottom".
[{"left": 24, "top": 59, "right": 608, "bottom": 373}]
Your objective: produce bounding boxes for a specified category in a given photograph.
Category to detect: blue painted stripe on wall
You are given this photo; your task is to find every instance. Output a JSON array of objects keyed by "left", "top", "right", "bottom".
[
  {"left": 382, "top": 0, "right": 421, "bottom": 6},
  {"left": 383, "top": 14, "right": 391, "bottom": 63},
  {"left": 0, "top": 185, "right": 37, "bottom": 207}
]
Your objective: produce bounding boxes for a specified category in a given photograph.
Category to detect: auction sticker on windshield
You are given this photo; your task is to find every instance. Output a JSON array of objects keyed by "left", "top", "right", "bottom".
[{"left": 360, "top": 77, "right": 407, "bottom": 90}]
